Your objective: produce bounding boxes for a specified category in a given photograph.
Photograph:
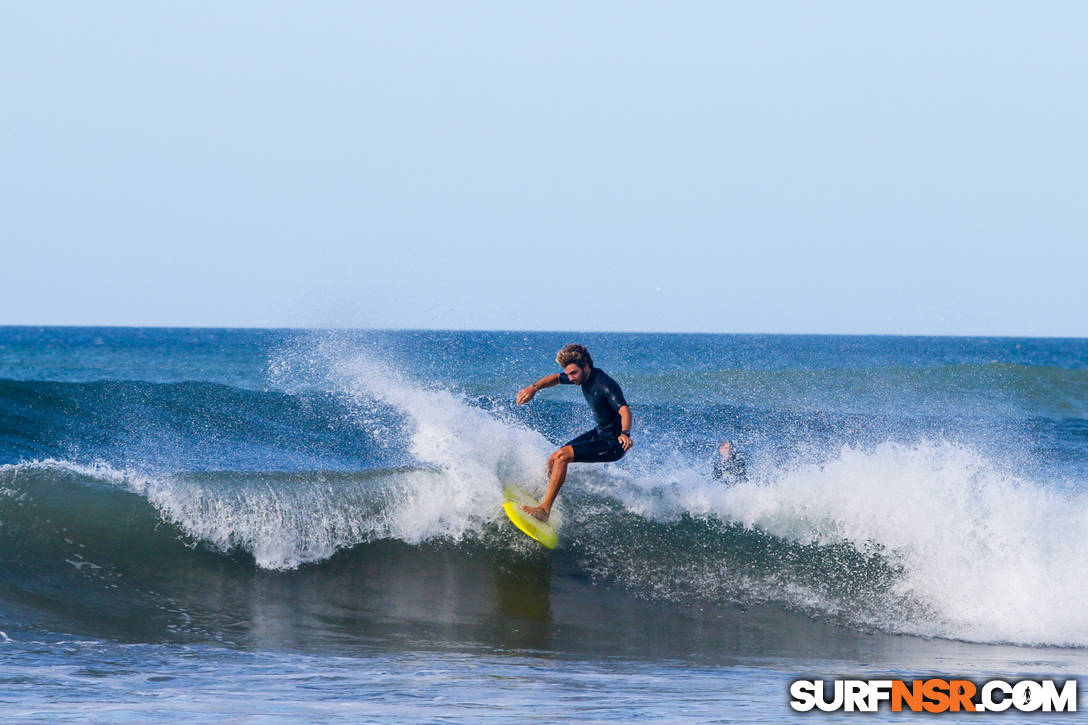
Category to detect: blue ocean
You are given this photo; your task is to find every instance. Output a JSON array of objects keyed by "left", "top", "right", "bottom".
[{"left": 2, "top": 327, "right": 1086, "bottom": 721}]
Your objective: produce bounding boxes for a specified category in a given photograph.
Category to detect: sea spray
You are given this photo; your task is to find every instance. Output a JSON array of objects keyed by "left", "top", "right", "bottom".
[{"left": 593, "top": 440, "right": 1088, "bottom": 646}]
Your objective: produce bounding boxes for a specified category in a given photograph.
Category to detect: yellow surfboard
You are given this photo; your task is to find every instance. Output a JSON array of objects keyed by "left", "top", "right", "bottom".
[{"left": 502, "top": 484, "right": 558, "bottom": 549}]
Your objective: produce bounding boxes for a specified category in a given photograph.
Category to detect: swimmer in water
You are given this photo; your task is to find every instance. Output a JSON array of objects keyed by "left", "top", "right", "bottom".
[{"left": 713, "top": 440, "right": 748, "bottom": 483}]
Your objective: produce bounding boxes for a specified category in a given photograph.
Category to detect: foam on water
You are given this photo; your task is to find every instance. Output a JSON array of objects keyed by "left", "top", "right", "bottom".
[
  {"left": 0, "top": 458, "right": 136, "bottom": 488},
  {"left": 619, "top": 440, "right": 1088, "bottom": 647},
  {"left": 117, "top": 343, "right": 557, "bottom": 569}
]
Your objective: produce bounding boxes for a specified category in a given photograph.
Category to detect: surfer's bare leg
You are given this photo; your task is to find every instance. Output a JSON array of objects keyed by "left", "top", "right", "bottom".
[{"left": 524, "top": 445, "right": 573, "bottom": 522}]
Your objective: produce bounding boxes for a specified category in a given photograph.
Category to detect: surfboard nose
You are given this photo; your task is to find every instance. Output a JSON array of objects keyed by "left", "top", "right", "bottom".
[{"left": 502, "top": 485, "right": 558, "bottom": 549}]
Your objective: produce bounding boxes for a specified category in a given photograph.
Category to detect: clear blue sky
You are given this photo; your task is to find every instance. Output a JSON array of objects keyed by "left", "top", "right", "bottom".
[{"left": 2, "top": 2, "right": 1085, "bottom": 336}]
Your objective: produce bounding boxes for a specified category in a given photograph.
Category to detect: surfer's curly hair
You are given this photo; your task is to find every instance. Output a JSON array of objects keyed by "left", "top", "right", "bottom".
[{"left": 556, "top": 344, "right": 593, "bottom": 369}]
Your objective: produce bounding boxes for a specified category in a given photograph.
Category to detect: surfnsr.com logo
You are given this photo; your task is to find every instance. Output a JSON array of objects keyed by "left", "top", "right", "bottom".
[{"left": 790, "top": 678, "right": 1077, "bottom": 713}]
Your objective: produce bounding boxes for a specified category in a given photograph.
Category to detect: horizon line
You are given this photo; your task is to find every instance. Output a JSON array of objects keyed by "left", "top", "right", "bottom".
[{"left": 1, "top": 323, "right": 1085, "bottom": 341}]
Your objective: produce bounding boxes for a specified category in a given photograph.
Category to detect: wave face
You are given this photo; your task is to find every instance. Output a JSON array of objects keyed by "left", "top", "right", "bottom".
[
  {"left": 0, "top": 378, "right": 394, "bottom": 472},
  {"left": 0, "top": 327, "right": 1086, "bottom": 650}
]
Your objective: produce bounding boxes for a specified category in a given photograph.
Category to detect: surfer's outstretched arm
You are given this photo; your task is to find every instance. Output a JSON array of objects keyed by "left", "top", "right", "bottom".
[{"left": 516, "top": 373, "right": 560, "bottom": 405}]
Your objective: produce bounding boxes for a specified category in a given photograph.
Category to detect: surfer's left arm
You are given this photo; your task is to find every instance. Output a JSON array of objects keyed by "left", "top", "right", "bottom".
[{"left": 618, "top": 406, "right": 633, "bottom": 450}]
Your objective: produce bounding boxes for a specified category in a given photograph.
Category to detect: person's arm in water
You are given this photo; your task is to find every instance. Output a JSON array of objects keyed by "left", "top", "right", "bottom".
[
  {"left": 617, "top": 405, "right": 633, "bottom": 450},
  {"left": 516, "top": 374, "right": 561, "bottom": 405}
]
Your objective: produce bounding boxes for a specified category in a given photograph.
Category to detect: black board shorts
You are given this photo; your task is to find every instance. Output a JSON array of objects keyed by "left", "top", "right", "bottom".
[{"left": 563, "top": 429, "right": 626, "bottom": 463}]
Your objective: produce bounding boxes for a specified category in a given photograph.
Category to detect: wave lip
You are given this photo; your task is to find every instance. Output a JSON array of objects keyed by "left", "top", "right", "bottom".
[{"left": 0, "top": 459, "right": 501, "bottom": 571}]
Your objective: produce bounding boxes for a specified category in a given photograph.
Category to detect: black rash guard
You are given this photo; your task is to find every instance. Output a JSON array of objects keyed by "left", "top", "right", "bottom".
[{"left": 559, "top": 367, "right": 628, "bottom": 438}]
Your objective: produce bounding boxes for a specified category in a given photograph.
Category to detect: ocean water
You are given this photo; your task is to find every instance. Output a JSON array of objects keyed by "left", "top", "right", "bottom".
[{"left": 1, "top": 327, "right": 1086, "bottom": 722}]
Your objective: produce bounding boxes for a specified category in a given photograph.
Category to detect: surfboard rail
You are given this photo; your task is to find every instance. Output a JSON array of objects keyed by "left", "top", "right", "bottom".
[{"left": 502, "top": 484, "right": 558, "bottom": 549}]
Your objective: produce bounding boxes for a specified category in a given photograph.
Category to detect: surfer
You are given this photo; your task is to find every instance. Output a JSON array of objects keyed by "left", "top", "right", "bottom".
[
  {"left": 515, "top": 344, "right": 632, "bottom": 522},
  {"left": 713, "top": 440, "right": 748, "bottom": 483}
]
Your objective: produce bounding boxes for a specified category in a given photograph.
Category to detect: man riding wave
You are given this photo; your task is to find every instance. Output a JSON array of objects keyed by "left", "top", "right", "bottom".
[{"left": 516, "top": 344, "right": 632, "bottom": 522}]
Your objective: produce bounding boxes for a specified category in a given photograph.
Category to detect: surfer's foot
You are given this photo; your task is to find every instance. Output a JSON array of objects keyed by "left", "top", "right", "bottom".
[{"left": 522, "top": 504, "right": 550, "bottom": 522}]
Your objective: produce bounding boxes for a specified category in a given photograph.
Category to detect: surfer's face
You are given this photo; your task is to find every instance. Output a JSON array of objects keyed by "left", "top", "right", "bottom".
[{"left": 564, "top": 363, "right": 589, "bottom": 384}]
